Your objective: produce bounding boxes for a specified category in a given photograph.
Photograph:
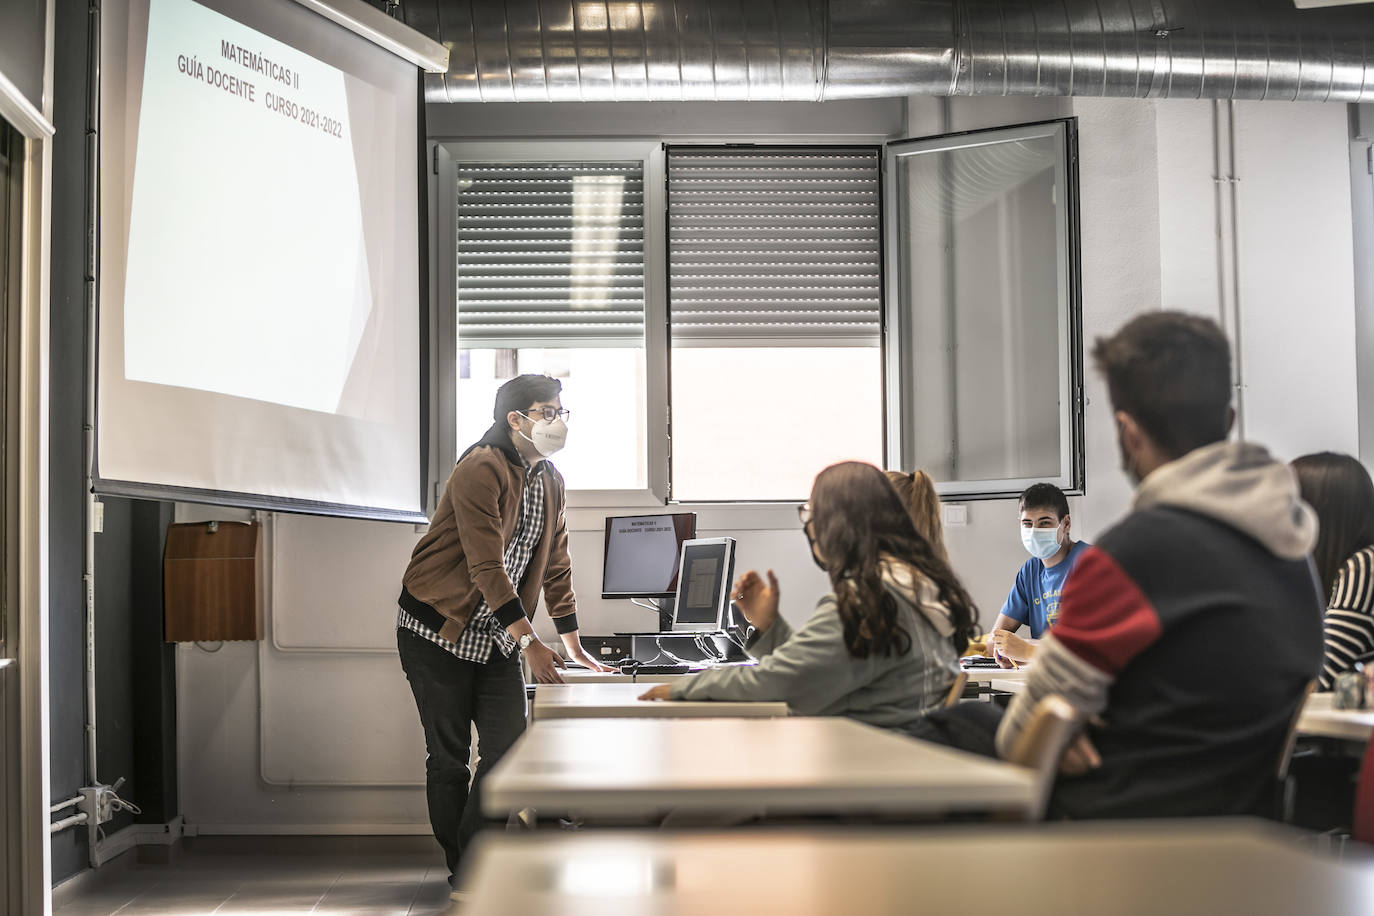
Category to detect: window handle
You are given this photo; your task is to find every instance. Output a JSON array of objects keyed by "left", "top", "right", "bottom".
[{"left": 0, "top": 658, "right": 13, "bottom": 669}]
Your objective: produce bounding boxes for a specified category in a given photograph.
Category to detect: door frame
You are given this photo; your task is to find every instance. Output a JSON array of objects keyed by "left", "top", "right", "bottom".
[{"left": 0, "top": 2, "right": 57, "bottom": 910}]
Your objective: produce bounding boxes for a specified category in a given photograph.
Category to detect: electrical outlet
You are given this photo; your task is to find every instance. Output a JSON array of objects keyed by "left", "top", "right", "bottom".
[
  {"left": 942, "top": 504, "right": 969, "bottom": 527},
  {"left": 79, "top": 785, "right": 116, "bottom": 825}
]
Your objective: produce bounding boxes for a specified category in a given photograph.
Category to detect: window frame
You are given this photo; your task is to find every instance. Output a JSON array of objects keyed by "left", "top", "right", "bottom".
[
  {"left": 883, "top": 118, "right": 1085, "bottom": 499},
  {"left": 436, "top": 139, "right": 668, "bottom": 508}
]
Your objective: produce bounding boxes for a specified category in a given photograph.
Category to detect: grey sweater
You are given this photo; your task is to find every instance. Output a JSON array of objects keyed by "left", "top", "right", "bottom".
[{"left": 669, "top": 574, "right": 961, "bottom": 733}]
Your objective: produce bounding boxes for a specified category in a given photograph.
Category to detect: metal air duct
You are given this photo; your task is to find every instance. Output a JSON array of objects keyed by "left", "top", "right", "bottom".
[{"left": 402, "top": 0, "right": 1374, "bottom": 102}]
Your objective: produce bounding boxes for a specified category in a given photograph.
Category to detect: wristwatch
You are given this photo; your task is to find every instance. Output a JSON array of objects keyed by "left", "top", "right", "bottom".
[{"left": 518, "top": 633, "right": 535, "bottom": 651}]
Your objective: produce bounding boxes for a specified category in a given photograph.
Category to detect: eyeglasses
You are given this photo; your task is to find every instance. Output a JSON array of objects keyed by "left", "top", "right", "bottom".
[
  {"left": 524, "top": 406, "right": 571, "bottom": 422},
  {"left": 797, "top": 502, "right": 812, "bottom": 526}
]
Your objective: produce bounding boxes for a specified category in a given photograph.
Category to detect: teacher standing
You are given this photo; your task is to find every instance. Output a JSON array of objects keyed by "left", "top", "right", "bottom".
[{"left": 395, "top": 373, "right": 612, "bottom": 891}]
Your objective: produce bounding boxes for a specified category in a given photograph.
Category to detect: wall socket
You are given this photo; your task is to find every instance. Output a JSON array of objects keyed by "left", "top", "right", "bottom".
[
  {"left": 942, "top": 504, "right": 969, "bottom": 527},
  {"left": 80, "top": 784, "right": 115, "bottom": 825}
]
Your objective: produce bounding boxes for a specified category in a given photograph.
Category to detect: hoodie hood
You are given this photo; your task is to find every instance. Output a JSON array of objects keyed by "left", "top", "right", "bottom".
[
  {"left": 878, "top": 556, "right": 955, "bottom": 638},
  {"left": 1133, "top": 440, "right": 1317, "bottom": 560}
]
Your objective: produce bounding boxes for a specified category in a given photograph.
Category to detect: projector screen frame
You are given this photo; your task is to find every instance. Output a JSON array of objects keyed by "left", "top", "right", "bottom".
[{"left": 92, "top": 0, "right": 433, "bottom": 524}]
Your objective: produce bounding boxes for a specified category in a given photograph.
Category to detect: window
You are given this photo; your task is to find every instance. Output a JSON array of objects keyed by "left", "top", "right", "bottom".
[
  {"left": 441, "top": 126, "right": 1081, "bottom": 505},
  {"left": 887, "top": 120, "right": 1082, "bottom": 496},
  {"left": 453, "top": 151, "right": 656, "bottom": 492},
  {"left": 666, "top": 147, "right": 885, "bottom": 501}
]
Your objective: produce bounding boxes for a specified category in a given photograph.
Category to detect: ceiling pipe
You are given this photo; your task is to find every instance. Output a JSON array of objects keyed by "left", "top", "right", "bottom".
[{"left": 406, "top": 0, "right": 1374, "bottom": 103}]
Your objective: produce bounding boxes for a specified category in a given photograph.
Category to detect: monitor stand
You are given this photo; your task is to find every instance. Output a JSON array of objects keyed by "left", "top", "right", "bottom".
[{"left": 656, "top": 597, "right": 674, "bottom": 632}]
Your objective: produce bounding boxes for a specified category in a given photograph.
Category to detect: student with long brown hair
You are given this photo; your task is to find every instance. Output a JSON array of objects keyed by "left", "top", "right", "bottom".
[
  {"left": 1291, "top": 452, "right": 1374, "bottom": 690},
  {"left": 884, "top": 469, "right": 948, "bottom": 565},
  {"left": 641, "top": 462, "right": 980, "bottom": 732}
]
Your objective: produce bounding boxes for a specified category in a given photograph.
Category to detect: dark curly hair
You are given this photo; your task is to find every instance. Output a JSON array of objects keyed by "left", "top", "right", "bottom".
[{"left": 810, "top": 462, "right": 979, "bottom": 659}]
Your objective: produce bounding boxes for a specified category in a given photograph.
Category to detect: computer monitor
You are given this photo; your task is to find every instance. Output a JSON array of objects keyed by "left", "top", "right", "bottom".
[
  {"left": 601, "top": 513, "right": 698, "bottom": 600},
  {"left": 671, "top": 537, "right": 736, "bottom": 633}
]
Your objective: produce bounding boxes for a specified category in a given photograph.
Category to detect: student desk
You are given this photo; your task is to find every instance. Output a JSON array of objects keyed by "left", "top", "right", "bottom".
[
  {"left": 1298, "top": 692, "right": 1374, "bottom": 742},
  {"left": 532, "top": 683, "right": 787, "bottom": 721},
  {"left": 458, "top": 820, "right": 1374, "bottom": 916},
  {"left": 482, "top": 716, "right": 1036, "bottom": 821}
]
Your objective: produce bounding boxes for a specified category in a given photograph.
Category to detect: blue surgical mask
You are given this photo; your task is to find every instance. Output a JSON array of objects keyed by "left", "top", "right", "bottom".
[{"left": 1021, "top": 525, "right": 1062, "bottom": 561}]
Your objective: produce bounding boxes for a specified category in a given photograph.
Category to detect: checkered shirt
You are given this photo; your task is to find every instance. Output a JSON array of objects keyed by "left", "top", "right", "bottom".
[{"left": 397, "top": 463, "right": 546, "bottom": 663}]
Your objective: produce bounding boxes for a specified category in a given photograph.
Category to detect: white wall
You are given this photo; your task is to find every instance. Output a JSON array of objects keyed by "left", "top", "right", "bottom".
[
  {"left": 174, "top": 95, "right": 1361, "bottom": 833},
  {"left": 1155, "top": 100, "right": 1359, "bottom": 462}
]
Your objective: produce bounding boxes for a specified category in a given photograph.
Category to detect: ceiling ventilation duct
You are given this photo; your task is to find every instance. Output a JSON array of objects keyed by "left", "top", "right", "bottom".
[{"left": 402, "top": 0, "right": 1374, "bottom": 102}]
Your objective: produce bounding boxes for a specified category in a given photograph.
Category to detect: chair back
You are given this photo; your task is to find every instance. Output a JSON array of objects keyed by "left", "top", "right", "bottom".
[
  {"left": 943, "top": 671, "right": 969, "bottom": 708},
  {"left": 1005, "top": 694, "right": 1084, "bottom": 821},
  {"left": 1277, "top": 680, "right": 1317, "bottom": 782},
  {"left": 1274, "top": 680, "right": 1317, "bottom": 823},
  {"left": 1354, "top": 737, "right": 1374, "bottom": 844}
]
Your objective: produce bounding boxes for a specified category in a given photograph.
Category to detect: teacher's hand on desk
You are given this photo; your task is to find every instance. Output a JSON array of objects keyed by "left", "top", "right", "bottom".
[
  {"left": 565, "top": 643, "right": 616, "bottom": 673},
  {"left": 525, "top": 640, "right": 568, "bottom": 684},
  {"left": 732, "top": 569, "right": 780, "bottom": 635},
  {"left": 639, "top": 684, "right": 673, "bottom": 701}
]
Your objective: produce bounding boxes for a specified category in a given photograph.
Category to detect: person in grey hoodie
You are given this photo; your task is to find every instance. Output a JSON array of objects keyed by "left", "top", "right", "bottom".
[
  {"left": 640, "top": 461, "right": 980, "bottom": 733},
  {"left": 996, "top": 311, "right": 1324, "bottom": 819}
]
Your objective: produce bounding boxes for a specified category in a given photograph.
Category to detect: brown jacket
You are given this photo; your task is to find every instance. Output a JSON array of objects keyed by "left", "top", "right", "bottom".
[{"left": 399, "top": 424, "right": 578, "bottom": 642}]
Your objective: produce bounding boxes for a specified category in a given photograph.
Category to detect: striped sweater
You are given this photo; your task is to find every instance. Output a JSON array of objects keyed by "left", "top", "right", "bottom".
[{"left": 1318, "top": 545, "right": 1374, "bottom": 691}]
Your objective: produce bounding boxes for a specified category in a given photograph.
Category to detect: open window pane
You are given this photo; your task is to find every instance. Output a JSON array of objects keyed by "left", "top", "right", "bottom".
[
  {"left": 889, "top": 120, "right": 1081, "bottom": 494},
  {"left": 667, "top": 147, "right": 884, "bottom": 501}
]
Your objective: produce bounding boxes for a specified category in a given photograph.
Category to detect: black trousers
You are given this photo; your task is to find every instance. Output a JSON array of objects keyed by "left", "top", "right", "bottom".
[{"left": 396, "top": 627, "right": 527, "bottom": 885}]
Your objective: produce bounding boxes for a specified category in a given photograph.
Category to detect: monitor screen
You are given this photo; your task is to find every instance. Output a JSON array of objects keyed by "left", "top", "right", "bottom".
[
  {"left": 601, "top": 513, "right": 698, "bottom": 599},
  {"left": 672, "top": 538, "right": 735, "bottom": 632}
]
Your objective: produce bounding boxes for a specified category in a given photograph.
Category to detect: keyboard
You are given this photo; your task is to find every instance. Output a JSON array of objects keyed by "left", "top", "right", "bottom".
[{"left": 620, "top": 663, "right": 697, "bottom": 675}]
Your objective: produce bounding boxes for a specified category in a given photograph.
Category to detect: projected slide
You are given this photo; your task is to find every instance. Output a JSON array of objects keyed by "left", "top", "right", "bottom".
[{"left": 123, "top": 0, "right": 388, "bottom": 416}]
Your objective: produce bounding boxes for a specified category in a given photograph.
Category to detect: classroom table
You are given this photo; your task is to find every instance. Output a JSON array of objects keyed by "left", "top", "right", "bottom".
[
  {"left": 482, "top": 716, "right": 1036, "bottom": 821},
  {"left": 962, "top": 664, "right": 1032, "bottom": 683},
  {"left": 1297, "top": 691, "right": 1374, "bottom": 742},
  {"left": 532, "top": 682, "right": 788, "bottom": 720},
  {"left": 458, "top": 820, "right": 1374, "bottom": 916}
]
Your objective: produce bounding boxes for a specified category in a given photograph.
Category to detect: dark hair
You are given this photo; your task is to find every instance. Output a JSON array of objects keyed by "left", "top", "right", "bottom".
[
  {"left": 1019, "top": 483, "right": 1069, "bottom": 520},
  {"left": 492, "top": 374, "right": 562, "bottom": 423},
  {"left": 883, "top": 470, "right": 948, "bottom": 565},
  {"left": 1291, "top": 452, "right": 1374, "bottom": 600},
  {"left": 811, "top": 462, "right": 979, "bottom": 659},
  {"left": 1091, "top": 312, "right": 1232, "bottom": 459}
]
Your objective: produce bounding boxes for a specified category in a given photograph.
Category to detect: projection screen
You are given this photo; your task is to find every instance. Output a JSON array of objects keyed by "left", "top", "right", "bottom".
[{"left": 98, "top": 0, "right": 428, "bottom": 521}]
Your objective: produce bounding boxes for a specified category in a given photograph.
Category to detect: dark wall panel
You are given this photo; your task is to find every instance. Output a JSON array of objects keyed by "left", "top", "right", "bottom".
[
  {"left": 48, "top": 0, "right": 92, "bottom": 883},
  {"left": 49, "top": 0, "right": 180, "bottom": 883}
]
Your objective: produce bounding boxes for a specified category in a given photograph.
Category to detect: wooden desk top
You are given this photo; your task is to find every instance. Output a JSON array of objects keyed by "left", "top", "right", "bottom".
[
  {"left": 483, "top": 716, "right": 1035, "bottom": 820},
  {"left": 459, "top": 820, "right": 1374, "bottom": 916}
]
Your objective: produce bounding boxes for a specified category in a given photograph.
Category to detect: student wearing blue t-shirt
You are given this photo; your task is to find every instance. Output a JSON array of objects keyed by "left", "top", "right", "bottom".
[{"left": 989, "top": 483, "right": 1089, "bottom": 667}]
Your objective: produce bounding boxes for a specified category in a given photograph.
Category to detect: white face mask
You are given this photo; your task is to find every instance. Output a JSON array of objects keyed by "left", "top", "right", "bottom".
[
  {"left": 1020, "top": 524, "right": 1063, "bottom": 561},
  {"left": 517, "top": 415, "right": 568, "bottom": 457}
]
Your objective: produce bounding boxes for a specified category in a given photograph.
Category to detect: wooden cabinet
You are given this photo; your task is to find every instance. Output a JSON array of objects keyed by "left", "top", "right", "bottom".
[{"left": 163, "top": 520, "right": 262, "bottom": 642}]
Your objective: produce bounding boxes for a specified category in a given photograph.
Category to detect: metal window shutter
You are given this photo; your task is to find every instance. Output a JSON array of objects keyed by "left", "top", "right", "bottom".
[
  {"left": 667, "top": 147, "right": 881, "bottom": 347},
  {"left": 457, "top": 161, "right": 645, "bottom": 349}
]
